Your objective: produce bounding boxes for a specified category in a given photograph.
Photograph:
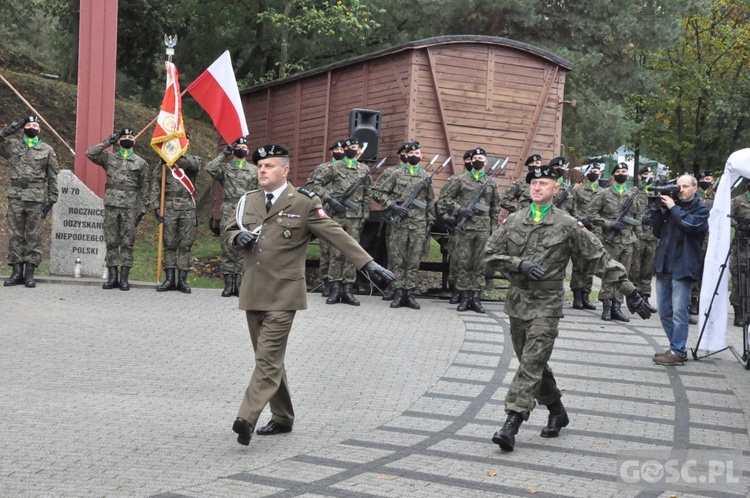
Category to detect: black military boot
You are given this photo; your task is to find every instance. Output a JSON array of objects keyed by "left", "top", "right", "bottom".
[
  {"left": 540, "top": 399, "right": 569, "bottom": 438},
  {"left": 689, "top": 297, "right": 699, "bottom": 316},
  {"left": 341, "top": 283, "right": 360, "bottom": 306},
  {"left": 601, "top": 299, "right": 612, "bottom": 321},
  {"left": 390, "top": 288, "right": 404, "bottom": 308},
  {"left": 176, "top": 270, "right": 191, "bottom": 294},
  {"left": 457, "top": 290, "right": 470, "bottom": 312},
  {"left": 382, "top": 285, "right": 394, "bottom": 301},
  {"left": 102, "top": 267, "right": 119, "bottom": 290},
  {"left": 734, "top": 305, "right": 744, "bottom": 326},
  {"left": 492, "top": 411, "right": 524, "bottom": 451},
  {"left": 321, "top": 278, "right": 331, "bottom": 297},
  {"left": 233, "top": 273, "right": 242, "bottom": 296},
  {"left": 23, "top": 263, "right": 37, "bottom": 288},
  {"left": 611, "top": 300, "right": 630, "bottom": 322},
  {"left": 157, "top": 268, "right": 176, "bottom": 292},
  {"left": 449, "top": 283, "right": 460, "bottom": 304},
  {"left": 326, "top": 281, "right": 342, "bottom": 304},
  {"left": 403, "top": 289, "right": 421, "bottom": 310},
  {"left": 471, "top": 291, "right": 486, "bottom": 314},
  {"left": 581, "top": 289, "right": 597, "bottom": 310},
  {"left": 119, "top": 266, "right": 131, "bottom": 291},
  {"left": 221, "top": 274, "right": 234, "bottom": 297},
  {"left": 643, "top": 295, "right": 657, "bottom": 313},
  {"left": 4, "top": 263, "right": 24, "bottom": 287},
  {"left": 572, "top": 289, "right": 584, "bottom": 309}
]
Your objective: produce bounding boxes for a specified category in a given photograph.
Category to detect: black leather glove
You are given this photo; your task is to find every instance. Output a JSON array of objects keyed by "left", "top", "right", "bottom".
[
  {"left": 363, "top": 260, "right": 395, "bottom": 282},
  {"left": 107, "top": 130, "right": 123, "bottom": 145},
  {"left": 134, "top": 211, "right": 145, "bottom": 227},
  {"left": 326, "top": 197, "right": 346, "bottom": 215},
  {"left": 609, "top": 220, "right": 626, "bottom": 232},
  {"left": 577, "top": 216, "right": 594, "bottom": 231},
  {"left": 457, "top": 207, "right": 475, "bottom": 219},
  {"left": 519, "top": 260, "right": 546, "bottom": 281},
  {"left": 641, "top": 211, "right": 652, "bottom": 227},
  {"left": 41, "top": 201, "right": 55, "bottom": 218},
  {"left": 626, "top": 290, "right": 652, "bottom": 319},
  {"left": 154, "top": 208, "right": 164, "bottom": 224},
  {"left": 0, "top": 120, "right": 24, "bottom": 138},
  {"left": 221, "top": 144, "right": 234, "bottom": 157},
  {"left": 442, "top": 216, "right": 457, "bottom": 230},
  {"left": 235, "top": 230, "right": 257, "bottom": 248},
  {"left": 389, "top": 203, "right": 410, "bottom": 218}
]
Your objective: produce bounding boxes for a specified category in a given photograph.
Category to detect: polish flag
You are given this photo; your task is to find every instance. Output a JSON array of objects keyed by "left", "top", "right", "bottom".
[{"left": 186, "top": 51, "right": 249, "bottom": 144}]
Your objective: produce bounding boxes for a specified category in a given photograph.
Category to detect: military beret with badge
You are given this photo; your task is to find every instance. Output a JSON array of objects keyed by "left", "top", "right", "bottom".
[
  {"left": 525, "top": 154, "right": 542, "bottom": 166},
  {"left": 463, "top": 149, "right": 474, "bottom": 160},
  {"left": 639, "top": 165, "right": 653, "bottom": 175},
  {"left": 404, "top": 141, "right": 421, "bottom": 152},
  {"left": 254, "top": 144, "right": 289, "bottom": 162},
  {"left": 525, "top": 165, "right": 560, "bottom": 183},
  {"left": 121, "top": 128, "right": 135, "bottom": 136},
  {"left": 549, "top": 156, "right": 566, "bottom": 168},
  {"left": 470, "top": 147, "right": 486, "bottom": 158},
  {"left": 329, "top": 139, "right": 347, "bottom": 150},
  {"left": 345, "top": 137, "right": 359, "bottom": 146}
]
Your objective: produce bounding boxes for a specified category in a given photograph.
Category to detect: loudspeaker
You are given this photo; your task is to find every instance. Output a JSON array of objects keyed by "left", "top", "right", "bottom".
[{"left": 349, "top": 109, "right": 381, "bottom": 162}]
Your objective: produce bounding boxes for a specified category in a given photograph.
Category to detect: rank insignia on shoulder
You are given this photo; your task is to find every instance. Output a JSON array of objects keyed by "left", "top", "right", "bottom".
[
  {"left": 298, "top": 187, "right": 316, "bottom": 198},
  {"left": 283, "top": 229, "right": 292, "bottom": 239}
]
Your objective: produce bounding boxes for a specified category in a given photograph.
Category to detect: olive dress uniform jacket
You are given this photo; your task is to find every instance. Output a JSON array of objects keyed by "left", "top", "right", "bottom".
[{"left": 224, "top": 183, "right": 373, "bottom": 311}]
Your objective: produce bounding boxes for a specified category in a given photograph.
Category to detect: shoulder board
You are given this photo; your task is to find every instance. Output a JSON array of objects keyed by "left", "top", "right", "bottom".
[{"left": 297, "top": 187, "right": 316, "bottom": 198}]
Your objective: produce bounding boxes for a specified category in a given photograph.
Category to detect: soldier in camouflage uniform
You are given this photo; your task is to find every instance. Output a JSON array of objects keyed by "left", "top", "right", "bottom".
[
  {"left": 305, "top": 139, "right": 347, "bottom": 297},
  {"left": 151, "top": 150, "right": 202, "bottom": 294},
  {"left": 0, "top": 116, "right": 59, "bottom": 288},
  {"left": 729, "top": 185, "right": 750, "bottom": 326},
  {"left": 691, "top": 171, "right": 715, "bottom": 316},
  {"left": 86, "top": 128, "right": 150, "bottom": 291},
  {"left": 630, "top": 166, "right": 659, "bottom": 314},
  {"left": 309, "top": 138, "right": 372, "bottom": 306},
  {"left": 205, "top": 137, "right": 259, "bottom": 297},
  {"left": 438, "top": 147, "right": 500, "bottom": 313},
  {"left": 499, "top": 154, "right": 541, "bottom": 214},
  {"left": 373, "top": 141, "right": 435, "bottom": 309},
  {"left": 444, "top": 150, "right": 475, "bottom": 304},
  {"left": 587, "top": 163, "right": 643, "bottom": 322},
  {"left": 484, "top": 165, "right": 651, "bottom": 451}
]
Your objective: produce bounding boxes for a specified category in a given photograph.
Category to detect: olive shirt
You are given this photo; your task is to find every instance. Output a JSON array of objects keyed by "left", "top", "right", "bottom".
[
  {"left": 85, "top": 141, "right": 150, "bottom": 211},
  {"left": 0, "top": 135, "right": 59, "bottom": 203}
]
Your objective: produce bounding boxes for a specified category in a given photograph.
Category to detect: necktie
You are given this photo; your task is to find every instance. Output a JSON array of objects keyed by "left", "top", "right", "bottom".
[{"left": 265, "top": 193, "right": 274, "bottom": 213}]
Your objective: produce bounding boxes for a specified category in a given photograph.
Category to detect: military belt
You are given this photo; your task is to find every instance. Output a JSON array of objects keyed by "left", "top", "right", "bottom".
[
  {"left": 105, "top": 183, "right": 138, "bottom": 192},
  {"left": 517, "top": 280, "right": 564, "bottom": 290},
  {"left": 11, "top": 180, "right": 45, "bottom": 189}
]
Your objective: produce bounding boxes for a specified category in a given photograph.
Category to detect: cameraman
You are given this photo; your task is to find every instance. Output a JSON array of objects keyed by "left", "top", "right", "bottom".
[{"left": 650, "top": 174, "right": 709, "bottom": 366}]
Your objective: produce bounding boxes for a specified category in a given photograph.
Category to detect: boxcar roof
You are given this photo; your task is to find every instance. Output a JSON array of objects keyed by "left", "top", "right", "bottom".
[{"left": 240, "top": 35, "right": 573, "bottom": 94}]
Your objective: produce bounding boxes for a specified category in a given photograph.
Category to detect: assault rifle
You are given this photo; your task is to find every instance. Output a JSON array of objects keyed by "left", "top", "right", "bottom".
[
  {"left": 554, "top": 163, "right": 593, "bottom": 208},
  {"left": 604, "top": 192, "right": 637, "bottom": 244},
  {"left": 323, "top": 155, "right": 386, "bottom": 214},
  {"left": 454, "top": 157, "right": 508, "bottom": 234},
  {"left": 390, "top": 156, "right": 452, "bottom": 228}
]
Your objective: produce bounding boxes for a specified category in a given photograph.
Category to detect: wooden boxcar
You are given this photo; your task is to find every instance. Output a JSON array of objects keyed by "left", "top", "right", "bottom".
[{"left": 239, "top": 35, "right": 572, "bottom": 196}]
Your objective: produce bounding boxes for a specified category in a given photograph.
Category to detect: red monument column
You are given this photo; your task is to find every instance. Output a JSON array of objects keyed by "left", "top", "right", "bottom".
[{"left": 74, "top": 0, "right": 118, "bottom": 198}]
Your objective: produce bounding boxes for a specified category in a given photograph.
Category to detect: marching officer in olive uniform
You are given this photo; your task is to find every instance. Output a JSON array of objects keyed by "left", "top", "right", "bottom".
[
  {"left": 373, "top": 141, "right": 435, "bottom": 309},
  {"left": 630, "top": 166, "right": 659, "bottom": 313},
  {"left": 309, "top": 138, "right": 372, "bottom": 306},
  {"left": 438, "top": 147, "right": 500, "bottom": 313},
  {"left": 691, "top": 171, "right": 715, "bottom": 316},
  {"left": 587, "top": 162, "right": 643, "bottom": 321},
  {"left": 499, "top": 154, "right": 541, "bottom": 214},
  {"left": 86, "top": 128, "right": 150, "bottom": 291},
  {"left": 0, "top": 116, "right": 59, "bottom": 288},
  {"left": 205, "top": 137, "right": 258, "bottom": 297},
  {"left": 151, "top": 148, "right": 202, "bottom": 293},
  {"left": 484, "top": 164, "right": 651, "bottom": 452},
  {"left": 729, "top": 184, "right": 750, "bottom": 326},
  {"left": 305, "top": 139, "right": 347, "bottom": 297},
  {"left": 224, "top": 144, "right": 394, "bottom": 446}
]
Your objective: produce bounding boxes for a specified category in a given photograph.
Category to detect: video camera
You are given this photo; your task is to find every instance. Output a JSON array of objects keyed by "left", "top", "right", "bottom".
[{"left": 647, "top": 181, "right": 681, "bottom": 208}]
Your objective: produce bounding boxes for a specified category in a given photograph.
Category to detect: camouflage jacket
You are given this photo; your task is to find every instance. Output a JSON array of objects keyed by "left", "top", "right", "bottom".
[
  {"left": 699, "top": 189, "right": 715, "bottom": 210},
  {"left": 437, "top": 171, "right": 500, "bottom": 231},
  {"left": 305, "top": 160, "right": 333, "bottom": 188},
  {"left": 731, "top": 193, "right": 750, "bottom": 235},
  {"left": 568, "top": 182, "right": 602, "bottom": 237},
  {"left": 372, "top": 165, "right": 435, "bottom": 227},
  {"left": 586, "top": 184, "right": 642, "bottom": 245},
  {"left": 499, "top": 179, "right": 531, "bottom": 213},
  {"left": 205, "top": 153, "right": 259, "bottom": 204},
  {"left": 484, "top": 206, "right": 635, "bottom": 319},
  {"left": 308, "top": 158, "right": 372, "bottom": 219},
  {"left": 633, "top": 187, "right": 658, "bottom": 242},
  {"left": 85, "top": 141, "right": 149, "bottom": 210},
  {"left": 0, "top": 136, "right": 59, "bottom": 203},
  {"left": 150, "top": 154, "right": 202, "bottom": 212}
]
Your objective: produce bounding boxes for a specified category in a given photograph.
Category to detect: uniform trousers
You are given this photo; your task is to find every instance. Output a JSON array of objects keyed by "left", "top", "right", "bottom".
[
  {"left": 630, "top": 237, "right": 657, "bottom": 296},
  {"left": 161, "top": 209, "right": 197, "bottom": 271},
  {"left": 599, "top": 241, "right": 634, "bottom": 302},
  {"left": 219, "top": 201, "right": 244, "bottom": 274},
  {"left": 569, "top": 255, "right": 594, "bottom": 292},
  {"left": 453, "top": 229, "right": 489, "bottom": 291},
  {"left": 387, "top": 223, "right": 426, "bottom": 290},
  {"left": 103, "top": 206, "right": 137, "bottom": 267},
  {"left": 327, "top": 216, "right": 360, "bottom": 284},
  {"left": 237, "top": 310, "right": 296, "bottom": 428},
  {"left": 6, "top": 198, "right": 44, "bottom": 265}
]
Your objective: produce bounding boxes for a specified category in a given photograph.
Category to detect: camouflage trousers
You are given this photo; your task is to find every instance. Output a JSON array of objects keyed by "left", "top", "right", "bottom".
[
  {"left": 630, "top": 237, "right": 657, "bottom": 296},
  {"left": 599, "top": 241, "right": 634, "bottom": 302},
  {"left": 104, "top": 206, "right": 137, "bottom": 268},
  {"left": 452, "top": 229, "right": 489, "bottom": 291},
  {"left": 220, "top": 202, "right": 244, "bottom": 274},
  {"left": 319, "top": 239, "right": 330, "bottom": 281},
  {"left": 692, "top": 233, "right": 710, "bottom": 300},
  {"left": 505, "top": 316, "right": 562, "bottom": 419},
  {"left": 162, "top": 208, "right": 197, "bottom": 271},
  {"left": 387, "top": 222, "right": 427, "bottom": 290},
  {"left": 569, "top": 254, "right": 594, "bottom": 292},
  {"left": 729, "top": 238, "right": 750, "bottom": 307},
  {"left": 447, "top": 230, "right": 459, "bottom": 286},
  {"left": 327, "top": 216, "right": 360, "bottom": 284},
  {"left": 6, "top": 198, "right": 44, "bottom": 266}
]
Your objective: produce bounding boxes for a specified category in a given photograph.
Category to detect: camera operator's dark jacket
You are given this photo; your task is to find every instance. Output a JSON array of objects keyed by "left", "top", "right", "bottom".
[{"left": 651, "top": 195, "right": 710, "bottom": 280}]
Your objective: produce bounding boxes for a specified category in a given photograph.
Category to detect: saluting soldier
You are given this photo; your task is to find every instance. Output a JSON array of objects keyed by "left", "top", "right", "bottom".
[
  {"left": 0, "top": 116, "right": 59, "bottom": 288},
  {"left": 150, "top": 143, "right": 202, "bottom": 294},
  {"left": 438, "top": 147, "right": 500, "bottom": 313},
  {"left": 630, "top": 166, "right": 659, "bottom": 313},
  {"left": 224, "top": 144, "right": 394, "bottom": 446},
  {"left": 308, "top": 137, "right": 372, "bottom": 306},
  {"left": 587, "top": 162, "right": 643, "bottom": 321},
  {"left": 86, "top": 128, "right": 150, "bottom": 291},
  {"left": 305, "top": 139, "right": 347, "bottom": 297},
  {"left": 205, "top": 136, "right": 258, "bottom": 297},
  {"left": 484, "top": 164, "right": 651, "bottom": 452},
  {"left": 372, "top": 141, "right": 435, "bottom": 309},
  {"left": 499, "top": 154, "right": 541, "bottom": 214},
  {"left": 691, "top": 171, "right": 715, "bottom": 316}
]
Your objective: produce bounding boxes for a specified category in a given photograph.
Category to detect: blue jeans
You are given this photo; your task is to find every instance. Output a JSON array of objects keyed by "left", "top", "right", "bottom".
[{"left": 655, "top": 274, "right": 692, "bottom": 358}]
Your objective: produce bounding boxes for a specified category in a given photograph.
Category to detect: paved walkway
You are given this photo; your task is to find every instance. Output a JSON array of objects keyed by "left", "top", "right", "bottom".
[{"left": 1, "top": 280, "right": 748, "bottom": 497}]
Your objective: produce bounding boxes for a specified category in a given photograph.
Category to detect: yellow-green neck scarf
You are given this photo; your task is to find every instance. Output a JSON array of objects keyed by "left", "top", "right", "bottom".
[
  {"left": 408, "top": 165, "right": 419, "bottom": 175},
  {"left": 586, "top": 180, "right": 599, "bottom": 191},
  {"left": 557, "top": 177, "right": 565, "bottom": 185},
  {"left": 119, "top": 149, "right": 133, "bottom": 159},
  {"left": 345, "top": 158, "right": 357, "bottom": 169},
  {"left": 530, "top": 202, "right": 552, "bottom": 222},
  {"left": 234, "top": 159, "right": 246, "bottom": 168},
  {"left": 471, "top": 169, "right": 485, "bottom": 181},
  {"left": 23, "top": 136, "right": 39, "bottom": 147},
  {"left": 614, "top": 183, "right": 627, "bottom": 195}
]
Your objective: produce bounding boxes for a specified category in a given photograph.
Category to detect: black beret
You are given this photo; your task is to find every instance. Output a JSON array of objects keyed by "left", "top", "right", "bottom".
[
  {"left": 526, "top": 165, "right": 560, "bottom": 183},
  {"left": 254, "top": 144, "right": 289, "bottom": 161},
  {"left": 525, "top": 154, "right": 542, "bottom": 166},
  {"left": 613, "top": 162, "right": 629, "bottom": 172},
  {"left": 638, "top": 166, "right": 653, "bottom": 175},
  {"left": 121, "top": 128, "right": 135, "bottom": 136},
  {"left": 404, "top": 141, "right": 421, "bottom": 153},
  {"left": 26, "top": 116, "right": 40, "bottom": 123},
  {"left": 329, "top": 139, "right": 346, "bottom": 150},
  {"left": 470, "top": 147, "right": 486, "bottom": 158},
  {"left": 698, "top": 170, "right": 713, "bottom": 179},
  {"left": 549, "top": 156, "right": 566, "bottom": 168},
  {"left": 463, "top": 149, "right": 474, "bottom": 160},
  {"left": 234, "top": 136, "right": 248, "bottom": 145},
  {"left": 346, "top": 137, "right": 359, "bottom": 146},
  {"left": 397, "top": 143, "right": 410, "bottom": 154}
]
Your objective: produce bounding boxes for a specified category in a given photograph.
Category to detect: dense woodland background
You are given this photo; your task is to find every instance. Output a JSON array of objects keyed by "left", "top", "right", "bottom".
[{"left": 3, "top": 0, "right": 750, "bottom": 173}]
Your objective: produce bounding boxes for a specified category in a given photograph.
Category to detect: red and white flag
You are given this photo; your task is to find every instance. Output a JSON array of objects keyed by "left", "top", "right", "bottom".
[{"left": 186, "top": 51, "right": 249, "bottom": 144}]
